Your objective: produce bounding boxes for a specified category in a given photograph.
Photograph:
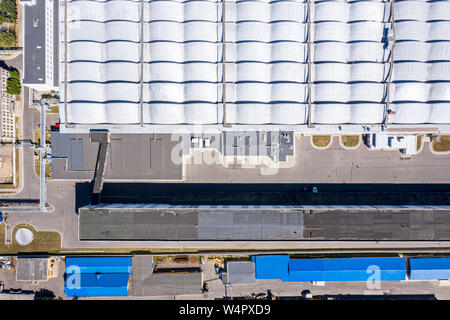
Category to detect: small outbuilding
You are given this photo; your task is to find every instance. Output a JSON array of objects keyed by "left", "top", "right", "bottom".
[
  {"left": 226, "top": 261, "right": 256, "bottom": 285},
  {"left": 64, "top": 256, "right": 132, "bottom": 297},
  {"left": 16, "top": 257, "right": 49, "bottom": 281}
]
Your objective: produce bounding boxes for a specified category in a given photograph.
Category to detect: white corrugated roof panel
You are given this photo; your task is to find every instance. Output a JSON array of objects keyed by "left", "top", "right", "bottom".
[
  {"left": 389, "top": 0, "right": 450, "bottom": 126},
  {"left": 60, "top": 0, "right": 450, "bottom": 130}
]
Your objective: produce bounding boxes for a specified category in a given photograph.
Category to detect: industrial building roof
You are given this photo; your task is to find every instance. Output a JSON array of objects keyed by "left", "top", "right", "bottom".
[
  {"left": 23, "top": 0, "right": 59, "bottom": 89},
  {"left": 16, "top": 257, "right": 48, "bottom": 282},
  {"left": 50, "top": 132, "right": 182, "bottom": 180},
  {"left": 64, "top": 273, "right": 130, "bottom": 297},
  {"left": 253, "top": 256, "right": 290, "bottom": 280},
  {"left": 286, "top": 258, "right": 407, "bottom": 282},
  {"left": 226, "top": 261, "right": 257, "bottom": 285},
  {"left": 79, "top": 207, "right": 304, "bottom": 240},
  {"left": 409, "top": 258, "right": 450, "bottom": 281},
  {"left": 130, "top": 255, "right": 202, "bottom": 297},
  {"left": 23, "top": 0, "right": 46, "bottom": 86},
  {"left": 65, "top": 257, "right": 132, "bottom": 274},
  {"left": 64, "top": 257, "right": 132, "bottom": 297},
  {"left": 59, "top": 0, "right": 450, "bottom": 133}
]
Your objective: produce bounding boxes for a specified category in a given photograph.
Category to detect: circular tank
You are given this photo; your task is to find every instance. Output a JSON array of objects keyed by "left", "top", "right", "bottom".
[{"left": 15, "top": 228, "right": 34, "bottom": 246}]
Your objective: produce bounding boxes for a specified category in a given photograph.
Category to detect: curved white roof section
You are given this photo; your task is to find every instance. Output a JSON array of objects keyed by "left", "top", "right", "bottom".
[
  {"left": 312, "top": 83, "right": 385, "bottom": 104},
  {"left": 312, "top": 21, "right": 384, "bottom": 42},
  {"left": 395, "top": 1, "right": 450, "bottom": 22},
  {"left": 68, "top": 0, "right": 141, "bottom": 22},
  {"left": 313, "top": 1, "right": 385, "bottom": 22},
  {"left": 312, "top": 103, "right": 385, "bottom": 124},
  {"left": 313, "top": 42, "right": 387, "bottom": 63},
  {"left": 67, "top": 42, "right": 142, "bottom": 62},
  {"left": 227, "top": 1, "right": 307, "bottom": 22},
  {"left": 145, "top": 1, "right": 219, "bottom": 22},
  {"left": 389, "top": 0, "right": 450, "bottom": 126},
  {"left": 394, "top": 42, "right": 450, "bottom": 62},
  {"left": 60, "top": 0, "right": 450, "bottom": 131},
  {"left": 67, "top": 20, "right": 140, "bottom": 42},
  {"left": 396, "top": 21, "right": 450, "bottom": 42},
  {"left": 314, "top": 63, "right": 388, "bottom": 83}
]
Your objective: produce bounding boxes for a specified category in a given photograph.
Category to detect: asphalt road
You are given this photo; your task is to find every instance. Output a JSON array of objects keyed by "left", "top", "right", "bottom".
[
  {"left": 93, "top": 182, "right": 450, "bottom": 205},
  {"left": 0, "top": 87, "right": 40, "bottom": 200}
]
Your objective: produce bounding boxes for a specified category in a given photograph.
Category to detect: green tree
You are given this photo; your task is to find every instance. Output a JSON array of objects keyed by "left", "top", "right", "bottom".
[{"left": 0, "top": 1, "right": 17, "bottom": 23}]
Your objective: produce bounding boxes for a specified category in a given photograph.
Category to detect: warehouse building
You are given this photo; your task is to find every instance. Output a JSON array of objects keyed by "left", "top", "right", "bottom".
[
  {"left": 78, "top": 204, "right": 450, "bottom": 241},
  {"left": 253, "top": 256, "right": 407, "bottom": 282},
  {"left": 57, "top": 0, "right": 450, "bottom": 134},
  {"left": 16, "top": 257, "right": 48, "bottom": 282},
  {"left": 64, "top": 256, "right": 132, "bottom": 297},
  {"left": 226, "top": 261, "right": 257, "bottom": 285}
]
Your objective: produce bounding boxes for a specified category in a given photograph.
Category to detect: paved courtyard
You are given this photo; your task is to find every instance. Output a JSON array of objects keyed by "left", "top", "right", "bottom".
[{"left": 186, "top": 135, "right": 450, "bottom": 183}]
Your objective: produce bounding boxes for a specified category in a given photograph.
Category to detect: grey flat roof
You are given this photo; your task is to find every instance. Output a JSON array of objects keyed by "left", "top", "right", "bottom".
[
  {"left": 51, "top": 133, "right": 182, "bottom": 180},
  {"left": 80, "top": 209, "right": 198, "bottom": 240},
  {"left": 23, "top": 0, "right": 46, "bottom": 85},
  {"left": 303, "top": 210, "right": 450, "bottom": 240},
  {"left": 226, "top": 261, "right": 256, "bottom": 285},
  {"left": 130, "top": 255, "right": 201, "bottom": 296},
  {"left": 79, "top": 206, "right": 450, "bottom": 241},
  {"left": 79, "top": 207, "right": 304, "bottom": 241},
  {"left": 16, "top": 257, "right": 48, "bottom": 281}
]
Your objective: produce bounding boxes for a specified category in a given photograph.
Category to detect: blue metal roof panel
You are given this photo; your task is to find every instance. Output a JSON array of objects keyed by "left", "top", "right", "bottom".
[
  {"left": 64, "top": 273, "right": 130, "bottom": 297},
  {"left": 65, "top": 257, "right": 132, "bottom": 274},
  {"left": 285, "top": 258, "right": 406, "bottom": 282},
  {"left": 65, "top": 287, "right": 129, "bottom": 297},
  {"left": 322, "top": 269, "right": 406, "bottom": 281},
  {"left": 254, "top": 256, "right": 289, "bottom": 279},
  {"left": 322, "top": 258, "right": 406, "bottom": 272},
  {"left": 410, "top": 258, "right": 450, "bottom": 280}
]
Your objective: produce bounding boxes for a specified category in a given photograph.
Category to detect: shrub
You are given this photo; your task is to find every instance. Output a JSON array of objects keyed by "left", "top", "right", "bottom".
[{"left": 6, "top": 69, "right": 21, "bottom": 95}]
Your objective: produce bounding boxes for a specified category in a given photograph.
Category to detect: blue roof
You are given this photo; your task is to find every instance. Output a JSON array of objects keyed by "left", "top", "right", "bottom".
[
  {"left": 64, "top": 273, "right": 130, "bottom": 297},
  {"left": 65, "top": 257, "right": 132, "bottom": 274},
  {"left": 253, "top": 256, "right": 289, "bottom": 279},
  {"left": 286, "top": 258, "right": 406, "bottom": 282},
  {"left": 410, "top": 258, "right": 450, "bottom": 280}
]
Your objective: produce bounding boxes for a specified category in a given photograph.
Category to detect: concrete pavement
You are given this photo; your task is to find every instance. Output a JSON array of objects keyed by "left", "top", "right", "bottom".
[
  {"left": 3, "top": 127, "right": 450, "bottom": 251},
  {"left": 186, "top": 136, "right": 450, "bottom": 183}
]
